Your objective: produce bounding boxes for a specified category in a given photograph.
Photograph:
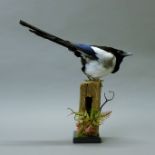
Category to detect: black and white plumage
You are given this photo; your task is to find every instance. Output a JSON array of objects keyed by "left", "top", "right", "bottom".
[{"left": 20, "top": 20, "right": 132, "bottom": 80}]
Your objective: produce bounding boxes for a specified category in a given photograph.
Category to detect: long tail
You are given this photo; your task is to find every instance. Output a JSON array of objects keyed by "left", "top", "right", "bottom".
[{"left": 19, "top": 20, "right": 76, "bottom": 51}]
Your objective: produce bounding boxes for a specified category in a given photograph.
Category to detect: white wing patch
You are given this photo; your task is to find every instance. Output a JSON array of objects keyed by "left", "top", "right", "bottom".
[{"left": 91, "top": 46, "right": 114, "bottom": 60}]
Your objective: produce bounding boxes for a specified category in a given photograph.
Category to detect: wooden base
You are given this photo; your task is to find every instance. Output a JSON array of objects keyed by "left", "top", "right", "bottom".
[{"left": 73, "top": 131, "right": 102, "bottom": 143}]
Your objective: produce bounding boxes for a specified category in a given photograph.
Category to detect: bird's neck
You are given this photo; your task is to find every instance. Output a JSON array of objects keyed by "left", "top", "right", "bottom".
[{"left": 112, "top": 57, "right": 123, "bottom": 73}]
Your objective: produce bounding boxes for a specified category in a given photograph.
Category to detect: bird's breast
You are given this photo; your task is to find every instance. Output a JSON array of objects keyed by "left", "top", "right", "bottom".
[{"left": 85, "top": 59, "right": 116, "bottom": 79}]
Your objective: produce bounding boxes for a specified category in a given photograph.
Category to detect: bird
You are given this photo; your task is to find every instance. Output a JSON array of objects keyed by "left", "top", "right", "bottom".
[{"left": 19, "top": 20, "right": 132, "bottom": 80}]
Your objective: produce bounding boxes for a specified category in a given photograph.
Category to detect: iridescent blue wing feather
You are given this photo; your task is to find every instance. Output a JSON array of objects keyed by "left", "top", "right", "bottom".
[{"left": 74, "top": 44, "right": 98, "bottom": 59}]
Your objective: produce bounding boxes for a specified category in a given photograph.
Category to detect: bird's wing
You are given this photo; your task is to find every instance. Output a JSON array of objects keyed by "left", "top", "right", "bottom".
[{"left": 74, "top": 44, "right": 98, "bottom": 59}]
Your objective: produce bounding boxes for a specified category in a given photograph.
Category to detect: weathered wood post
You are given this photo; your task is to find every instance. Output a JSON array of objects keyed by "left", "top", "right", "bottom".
[
  {"left": 79, "top": 80, "right": 102, "bottom": 113},
  {"left": 73, "top": 80, "right": 102, "bottom": 143}
]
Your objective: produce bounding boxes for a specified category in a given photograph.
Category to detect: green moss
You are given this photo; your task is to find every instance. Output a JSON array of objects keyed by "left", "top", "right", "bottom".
[{"left": 68, "top": 108, "right": 112, "bottom": 137}]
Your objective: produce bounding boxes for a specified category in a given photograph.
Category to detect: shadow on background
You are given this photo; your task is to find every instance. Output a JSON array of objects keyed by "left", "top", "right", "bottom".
[
  {"left": 0, "top": 137, "right": 146, "bottom": 147},
  {"left": 0, "top": 140, "right": 72, "bottom": 146},
  {"left": 101, "top": 136, "right": 146, "bottom": 148}
]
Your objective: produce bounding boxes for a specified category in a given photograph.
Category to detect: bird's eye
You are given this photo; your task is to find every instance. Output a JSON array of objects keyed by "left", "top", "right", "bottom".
[{"left": 118, "top": 50, "right": 123, "bottom": 54}]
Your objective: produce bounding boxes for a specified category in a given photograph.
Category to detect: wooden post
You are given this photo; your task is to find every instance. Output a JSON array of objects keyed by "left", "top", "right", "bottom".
[
  {"left": 73, "top": 80, "right": 102, "bottom": 143},
  {"left": 79, "top": 80, "right": 102, "bottom": 113}
]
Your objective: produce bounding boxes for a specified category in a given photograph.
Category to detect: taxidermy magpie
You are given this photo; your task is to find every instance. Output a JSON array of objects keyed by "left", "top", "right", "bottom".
[{"left": 19, "top": 20, "right": 132, "bottom": 80}]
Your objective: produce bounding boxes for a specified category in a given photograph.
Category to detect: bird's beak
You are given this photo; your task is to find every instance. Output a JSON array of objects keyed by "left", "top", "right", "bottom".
[{"left": 123, "top": 52, "right": 133, "bottom": 57}]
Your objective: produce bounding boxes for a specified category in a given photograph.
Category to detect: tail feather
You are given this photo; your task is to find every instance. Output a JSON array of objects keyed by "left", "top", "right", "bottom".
[
  {"left": 19, "top": 20, "right": 90, "bottom": 57},
  {"left": 19, "top": 20, "right": 76, "bottom": 50}
]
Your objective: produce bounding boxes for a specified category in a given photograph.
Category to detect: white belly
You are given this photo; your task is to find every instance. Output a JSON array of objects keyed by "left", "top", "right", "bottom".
[{"left": 85, "top": 61, "right": 115, "bottom": 79}]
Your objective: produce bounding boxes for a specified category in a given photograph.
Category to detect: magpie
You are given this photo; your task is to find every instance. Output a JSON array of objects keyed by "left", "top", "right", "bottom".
[{"left": 19, "top": 20, "right": 132, "bottom": 80}]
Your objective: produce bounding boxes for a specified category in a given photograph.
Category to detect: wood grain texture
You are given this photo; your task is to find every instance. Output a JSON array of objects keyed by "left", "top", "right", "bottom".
[
  {"left": 79, "top": 80, "right": 102, "bottom": 113},
  {"left": 77, "top": 80, "right": 102, "bottom": 137}
]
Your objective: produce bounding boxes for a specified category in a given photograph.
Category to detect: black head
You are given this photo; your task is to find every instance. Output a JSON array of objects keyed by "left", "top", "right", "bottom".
[
  {"left": 98, "top": 46, "right": 132, "bottom": 73},
  {"left": 111, "top": 49, "right": 132, "bottom": 73},
  {"left": 116, "top": 49, "right": 132, "bottom": 58}
]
